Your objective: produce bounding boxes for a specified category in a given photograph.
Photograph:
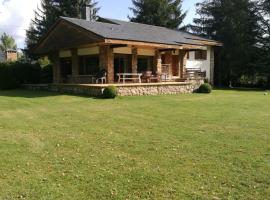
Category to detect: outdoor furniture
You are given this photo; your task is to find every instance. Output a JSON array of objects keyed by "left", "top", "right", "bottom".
[
  {"left": 142, "top": 71, "right": 153, "bottom": 83},
  {"left": 117, "top": 73, "right": 143, "bottom": 83},
  {"left": 95, "top": 69, "right": 107, "bottom": 84},
  {"left": 186, "top": 68, "right": 206, "bottom": 79}
]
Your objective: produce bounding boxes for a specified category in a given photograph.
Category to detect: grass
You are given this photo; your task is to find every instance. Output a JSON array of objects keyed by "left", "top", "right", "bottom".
[{"left": 0, "top": 89, "right": 269, "bottom": 200}]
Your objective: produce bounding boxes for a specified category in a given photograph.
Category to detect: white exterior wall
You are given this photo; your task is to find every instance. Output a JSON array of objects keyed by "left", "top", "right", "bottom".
[{"left": 186, "top": 46, "right": 212, "bottom": 80}]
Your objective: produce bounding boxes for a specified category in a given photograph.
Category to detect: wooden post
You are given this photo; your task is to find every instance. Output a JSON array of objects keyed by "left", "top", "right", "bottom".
[{"left": 131, "top": 47, "right": 138, "bottom": 73}]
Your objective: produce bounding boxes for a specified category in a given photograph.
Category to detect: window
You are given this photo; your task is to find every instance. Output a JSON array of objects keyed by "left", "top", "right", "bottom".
[
  {"left": 195, "top": 50, "right": 207, "bottom": 60},
  {"left": 137, "top": 56, "right": 154, "bottom": 73},
  {"left": 187, "top": 52, "right": 190, "bottom": 59},
  {"left": 79, "top": 55, "right": 99, "bottom": 75}
]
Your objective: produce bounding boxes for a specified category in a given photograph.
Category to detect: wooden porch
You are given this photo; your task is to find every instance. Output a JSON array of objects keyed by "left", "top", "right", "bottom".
[{"left": 52, "top": 45, "right": 208, "bottom": 85}]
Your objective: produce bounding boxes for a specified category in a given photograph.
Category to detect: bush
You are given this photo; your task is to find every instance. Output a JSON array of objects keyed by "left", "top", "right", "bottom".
[
  {"left": 103, "top": 86, "right": 118, "bottom": 99},
  {"left": 0, "top": 63, "right": 18, "bottom": 89},
  {"left": 0, "top": 62, "right": 45, "bottom": 90},
  {"left": 198, "top": 83, "right": 212, "bottom": 94}
]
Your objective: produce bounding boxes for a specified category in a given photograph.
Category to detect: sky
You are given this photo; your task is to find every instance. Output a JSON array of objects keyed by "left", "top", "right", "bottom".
[{"left": 0, "top": 0, "right": 201, "bottom": 49}]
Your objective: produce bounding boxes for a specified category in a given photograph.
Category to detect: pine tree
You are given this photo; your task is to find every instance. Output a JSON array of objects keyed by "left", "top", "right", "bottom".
[
  {"left": 26, "top": 0, "right": 99, "bottom": 51},
  {"left": 191, "top": 0, "right": 261, "bottom": 86},
  {"left": 129, "top": 0, "right": 186, "bottom": 29}
]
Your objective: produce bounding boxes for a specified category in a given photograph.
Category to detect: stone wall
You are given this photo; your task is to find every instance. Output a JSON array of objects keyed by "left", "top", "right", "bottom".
[
  {"left": 23, "top": 80, "right": 204, "bottom": 97},
  {"left": 117, "top": 80, "right": 203, "bottom": 96}
]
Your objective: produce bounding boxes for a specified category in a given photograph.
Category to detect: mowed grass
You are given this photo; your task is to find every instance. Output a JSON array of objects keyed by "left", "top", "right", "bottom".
[{"left": 0, "top": 89, "right": 269, "bottom": 200}]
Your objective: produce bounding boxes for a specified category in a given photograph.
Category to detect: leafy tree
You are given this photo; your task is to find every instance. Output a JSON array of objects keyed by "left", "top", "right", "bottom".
[
  {"left": 191, "top": 0, "right": 261, "bottom": 86},
  {"left": 26, "top": 0, "right": 99, "bottom": 51},
  {"left": 129, "top": 0, "right": 186, "bottom": 29},
  {"left": 0, "top": 33, "right": 17, "bottom": 51}
]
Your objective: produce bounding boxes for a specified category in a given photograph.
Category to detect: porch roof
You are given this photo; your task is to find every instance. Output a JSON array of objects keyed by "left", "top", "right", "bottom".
[
  {"left": 62, "top": 17, "right": 221, "bottom": 47},
  {"left": 34, "top": 17, "right": 221, "bottom": 54}
]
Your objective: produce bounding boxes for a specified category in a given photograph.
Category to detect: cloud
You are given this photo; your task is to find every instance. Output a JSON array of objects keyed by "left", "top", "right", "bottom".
[{"left": 0, "top": 0, "right": 40, "bottom": 49}]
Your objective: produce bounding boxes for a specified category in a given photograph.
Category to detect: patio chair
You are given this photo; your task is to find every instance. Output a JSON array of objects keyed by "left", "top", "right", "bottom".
[
  {"left": 142, "top": 71, "right": 153, "bottom": 83},
  {"left": 95, "top": 69, "right": 107, "bottom": 84}
]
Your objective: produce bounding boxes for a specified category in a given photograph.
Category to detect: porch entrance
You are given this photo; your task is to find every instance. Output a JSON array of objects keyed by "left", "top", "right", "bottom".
[{"left": 114, "top": 54, "right": 132, "bottom": 81}]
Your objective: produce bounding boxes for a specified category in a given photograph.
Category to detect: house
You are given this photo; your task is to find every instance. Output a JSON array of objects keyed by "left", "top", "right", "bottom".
[
  {"left": 0, "top": 49, "right": 18, "bottom": 62},
  {"left": 34, "top": 13, "right": 221, "bottom": 84}
]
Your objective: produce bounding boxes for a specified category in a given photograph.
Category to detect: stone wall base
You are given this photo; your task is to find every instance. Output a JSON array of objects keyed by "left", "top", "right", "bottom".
[{"left": 23, "top": 80, "right": 204, "bottom": 97}]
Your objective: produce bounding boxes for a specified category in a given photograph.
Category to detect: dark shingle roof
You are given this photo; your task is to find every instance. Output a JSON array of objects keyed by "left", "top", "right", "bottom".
[{"left": 61, "top": 17, "right": 219, "bottom": 46}]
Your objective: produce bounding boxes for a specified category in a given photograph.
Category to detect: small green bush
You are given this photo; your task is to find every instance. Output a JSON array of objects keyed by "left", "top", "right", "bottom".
[
  {"left": 103, "top": 86, "right": 118, "bottom": 99},
  {"left": 198, "top": 83, "right": 212, "bottom": 94}
]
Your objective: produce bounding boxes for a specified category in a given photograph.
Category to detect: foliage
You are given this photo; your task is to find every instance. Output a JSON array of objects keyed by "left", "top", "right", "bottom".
[
  {"left": 198, "top": 83, "right": 212, "bottom": 93},
  {"left": 129, "top": 0, "right": 186, "bottom": 29},
  {"left": 190, "top": 0, "right": 261, "bottom": 86},
  {"left": 0, "top": 90, "right": 269, "bottom": 199},
  {"left": 0, "top": 63, "right": 18, "bottom": 90},
  {"left": 0, "top": 33, "right": 17, "bottom": 51},
  {"left": 0, "top": 62, "right": 53, "bottom": 90},
  {"left": 26, "top": 0, "right": 100, "bottom": 51},
  {"left": 102, "top": 85, "right": 118, "bottom": 98}
]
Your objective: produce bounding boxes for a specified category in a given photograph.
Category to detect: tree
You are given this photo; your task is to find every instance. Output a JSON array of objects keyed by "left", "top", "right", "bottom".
[
  {"left": 129, "top": 0, "right": 186, "bottom": 29},
  {"left": 26, "top": 0, "right": 99, "bottom": 51},
  {"left": 257, "top": 0, "right": 270, "bottom": 87},
  {"left": 0, "top": 33, "right": 17, "bottom": 52},
  {"left": 191, "top": 0, "right": 261, "bottom": 86}
]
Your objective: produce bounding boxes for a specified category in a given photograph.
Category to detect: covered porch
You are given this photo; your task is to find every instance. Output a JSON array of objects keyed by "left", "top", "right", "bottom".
[{"left": 52, "top": 43, "right": 211, "bottom": 85}]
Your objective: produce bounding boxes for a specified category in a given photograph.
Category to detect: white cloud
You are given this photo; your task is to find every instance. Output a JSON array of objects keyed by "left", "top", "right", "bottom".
[{"left": 0, "top": 0, "right": 40, "bottom": 49}]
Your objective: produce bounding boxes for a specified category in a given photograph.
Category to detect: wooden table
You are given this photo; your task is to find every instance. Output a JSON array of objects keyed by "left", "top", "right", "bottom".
[{"left": 117, "top": 73, "right": 143, "bottom": 83}]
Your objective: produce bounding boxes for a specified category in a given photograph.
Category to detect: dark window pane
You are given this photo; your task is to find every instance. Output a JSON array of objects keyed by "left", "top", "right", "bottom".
[{"left": 79, "top": 55, "right": 99, "bottom": 75}]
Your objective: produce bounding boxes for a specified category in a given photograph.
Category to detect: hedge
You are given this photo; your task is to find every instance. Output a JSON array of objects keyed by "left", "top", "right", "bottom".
[{"left": 0, "top": 62, "right": 52, "bottom": 90}]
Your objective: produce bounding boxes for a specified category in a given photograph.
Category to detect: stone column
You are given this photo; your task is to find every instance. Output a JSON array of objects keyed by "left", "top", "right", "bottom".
[
  {"left": 131, "top": 47, "right": 138, "bottom": 73},
  {"left": 179, "top": 50, "right": 187, "bottom": 78},
  {"left": 51, "top": 53, "right": 61, "bottom": 83},
  {"left": 71, "top": 49, "right": 79, "bottom": 83},
  {"left": 155, "top": 50, "right": 162, "bottom": 74},
  {"left": 99, "top": 45, "right": 114, "bottom": 83},
  {"left": 210, "top": 47, "right": 215, "bottom": 85},
  {"left": 164, "top": 51, "right": 173, "bottom": 75}
]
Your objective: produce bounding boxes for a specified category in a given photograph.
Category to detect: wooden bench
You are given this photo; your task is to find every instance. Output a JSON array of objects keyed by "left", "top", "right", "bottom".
[{"left": 117, "top": 73, "right": 143, "bottom": 83}]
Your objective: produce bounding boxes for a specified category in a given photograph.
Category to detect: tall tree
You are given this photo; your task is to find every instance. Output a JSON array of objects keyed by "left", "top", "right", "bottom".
[
  {"left": 257, "top": 0, "right": 270, "bottom": 87},
  {"left": 129, "top": 0, "right": 186, "bottom": 29},
  {"left": 0, "top": 33, "right": 17, "bottom": 51},
  {"left": 26, "top": 0, "right": 99, "bottom": 51},
  {"left": 191, "top": 0, "right": 261, "bottom": 86}
]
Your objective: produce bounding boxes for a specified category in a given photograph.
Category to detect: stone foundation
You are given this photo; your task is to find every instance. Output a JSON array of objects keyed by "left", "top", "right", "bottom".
[{"left": 23, "top": 80, "right": 204, "bottom": 97}]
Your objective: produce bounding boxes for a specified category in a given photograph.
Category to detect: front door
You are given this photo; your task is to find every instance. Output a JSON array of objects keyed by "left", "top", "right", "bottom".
[{"left": 172, "top": 55, "right": 179, "bottom": 76}]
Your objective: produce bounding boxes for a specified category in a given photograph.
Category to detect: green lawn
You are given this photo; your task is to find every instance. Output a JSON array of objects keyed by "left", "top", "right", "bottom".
[{"left": 0, "top": 89, "right": 269, "bottom": 200}]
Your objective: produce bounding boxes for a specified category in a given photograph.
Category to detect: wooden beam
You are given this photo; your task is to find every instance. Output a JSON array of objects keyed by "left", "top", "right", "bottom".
[
  {"left": 110, "top": 44, "right": 128, "bottom": 49},
  {"left": 104, "top": 39, "right": 183, "bottom": 49}
]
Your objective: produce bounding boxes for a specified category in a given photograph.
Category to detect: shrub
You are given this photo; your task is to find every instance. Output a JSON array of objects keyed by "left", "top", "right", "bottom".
[
  {"left": 0, "top": 63, "right": 18, "bottom": 89},
  {"left": 103, "top": 86, "right": 118, "bottom": 99},
  {"left": 0, "top": 62, "right": 45, "bottom": 90},
  {"left": 198, "top": 83, "right": 212, "bottom": 94}
]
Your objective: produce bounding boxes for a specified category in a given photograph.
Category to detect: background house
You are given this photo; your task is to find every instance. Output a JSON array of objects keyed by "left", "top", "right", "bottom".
[{"left": 0, "top": 49, "right": 18, "bottom": 62}]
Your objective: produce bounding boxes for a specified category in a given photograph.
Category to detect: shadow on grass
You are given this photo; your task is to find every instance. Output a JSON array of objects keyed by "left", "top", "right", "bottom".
[
  {"left": 0, "top": 89, "right": 99, "bottom": 99},
  {"left": 214, "top": 87, "right": 267, "bottom": 92}
]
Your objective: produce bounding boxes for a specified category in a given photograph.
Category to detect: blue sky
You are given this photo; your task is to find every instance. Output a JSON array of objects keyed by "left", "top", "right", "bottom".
[
  {"left": 98, "top": 0, "right": 200, "bottom": 25},
  {"left": 0, "top": 0, "right": 200, "bottom": 48}
]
